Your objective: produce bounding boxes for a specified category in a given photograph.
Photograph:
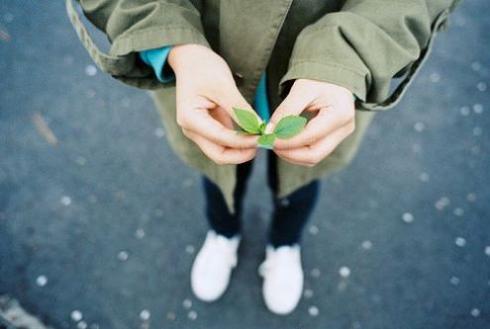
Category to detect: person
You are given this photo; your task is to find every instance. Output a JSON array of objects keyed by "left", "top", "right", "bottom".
[{"left": 65, "top": 0, "right": 460, "bottom": 315}]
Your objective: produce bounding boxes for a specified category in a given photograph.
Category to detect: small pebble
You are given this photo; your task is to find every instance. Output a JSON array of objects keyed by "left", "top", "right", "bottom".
[
  {"left": 139, "top": 309, "right": 151, "bottom": 321},
  {"left": 435, "top": 197, "right": 450, "bottom": 211},
  {"left": 61, "top": 196, "right": 72, "bottom": 206},
  {"left": 471, "top": 61, "right": 481, "bottom": 71},
  {"left": 402, "top": 212, "right": 414, "bottom": 224},
  {"left": 473, "top": 104, "right": 483, "bottom": 114},
  {"left": 429, "top": 73, "right": 440, "bottom": 83},
  {"left": 85, "top": 65, "right": 97, "bottom": 76},
  {"left": 455, "top": 237, "right": 466, "bottom": 247},
  {"left": 303, "top": 289, "right": 314, "bottom": 299},
  {"left": 71, "top": 310, "right": 83, "bottom": 322},
  {"left": 154, "top": 128, "right": 165, "bottom": 138},
  {"left": 135, "top": 228, "right": 145, "bottom": 239},
  {"left": 466, "top": 193, "right": 477, "bottom": 202},
  {"left": 185, "top": 245, "right": 195, "bottom": 254},
  {"left": 361, "top": 240, "right": 373, "bottom": 250},
  {"left": 77, "top": 321, "right": 87, "bottom": 329},
  {"left": 419, "top": 172, "right": 430, "bottom": 182},
  {"left": 352, "top": 321, "right": 362, "bottom": 329},
  {"left": 36, "top": 275, "right": 48, "bottom": 287},
  {"left": 182, "top": 299, "right": 192, "bottom": 309},
  {"left": 460, "top": 106, "right": 470, "bottom": 116},
  {"left": 188, "top": 310, "right": 198, "bottom": 320},
  {"left": 308, "top": 225, "right": 319, "bottom": 235},
  {"left": 470, "top": 308, "right": 480, "bottom": 317},
  {"left": 117, "top": 250, "right": 129, "bottom": 261},
  {"left": 414, "top": 122, "right": 425, "bottom": 132},
  {"left": 477, "top": 82, "right": 487, "bottom": 92},
  {"left": 310, "top": 268, "right": 321, "bottom": 278},
  {"left": 308, "top": 306, "right": 319, "bottom": 317},
  {"left": 453, "top": 208, "right": 464, "bottom": 216},
  {"left": 166, "top": 312, "right": 176, "bottom": 321},
  {"left": 339, "top": 266, "right": 351, "bottom": 278},
  {"left": 75, "top": 156, "right": 87, "bottom": 166},
  {"left": 473, "top": 127, "right": 482, "bottom": 136}
]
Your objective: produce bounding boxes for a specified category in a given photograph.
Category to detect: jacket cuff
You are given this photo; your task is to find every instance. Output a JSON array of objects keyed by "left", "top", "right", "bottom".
[
  {"left": 139, "top": 46, "right": 175, "bottom": 83},
  {"left": 278, "top": 61, "right": 367, "bottom": 102},
  {"left": 110, "top": 27, "right": 210, "bottom": 57},
  {"left": 277, "top": 19, "right": 371, "bottom": 103}
]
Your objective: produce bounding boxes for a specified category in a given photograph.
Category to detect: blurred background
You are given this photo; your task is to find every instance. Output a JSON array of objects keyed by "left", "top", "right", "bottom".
[{"left": 0, "top": 1, "right": 489, "bottom": 329}]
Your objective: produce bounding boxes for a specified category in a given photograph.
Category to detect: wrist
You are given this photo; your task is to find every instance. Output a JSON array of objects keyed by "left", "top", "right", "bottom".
[{"left": 168, "top": 43, "right": 210, "bottom": 73}]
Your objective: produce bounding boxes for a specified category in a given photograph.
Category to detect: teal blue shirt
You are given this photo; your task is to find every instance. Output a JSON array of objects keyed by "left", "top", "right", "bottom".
[{"left": 139, "top": 47, "right": 270, "bottom": 122}]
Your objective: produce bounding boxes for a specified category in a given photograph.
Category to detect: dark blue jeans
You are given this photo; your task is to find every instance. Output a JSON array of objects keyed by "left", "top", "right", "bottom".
[{"left": 201, "top": 150, "right": 320, "bottom": 248}]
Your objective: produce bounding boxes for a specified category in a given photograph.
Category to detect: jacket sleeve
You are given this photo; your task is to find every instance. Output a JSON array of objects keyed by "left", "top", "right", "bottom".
[
  {"left": 65, "top": 0, "right": 209, "bottom": 89},
  {"left": 278, "top": 0, "right": 462, "bottom": 111}
]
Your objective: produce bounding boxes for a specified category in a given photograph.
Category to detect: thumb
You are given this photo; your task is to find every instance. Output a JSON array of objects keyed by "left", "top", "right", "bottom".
[
  {"left": 217, "top": 85, "right": 262, "bottom": 127},
  {"left": 264, "top": 84, "right": 310, "bottom": 134}
]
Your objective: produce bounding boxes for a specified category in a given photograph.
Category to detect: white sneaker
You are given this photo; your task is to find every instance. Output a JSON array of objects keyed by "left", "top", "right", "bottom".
[
  {"left": 258, "top": 244, "right": 304, "bottom": 315},
  {"left": 191, "top": 230, "right": 241, "bottom": 302}
]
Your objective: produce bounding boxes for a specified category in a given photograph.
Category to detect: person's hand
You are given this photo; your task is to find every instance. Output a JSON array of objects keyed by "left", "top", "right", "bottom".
[
  {"left": 264, "top": 79, "right": 355, "bottom": 167},
  {"left": 168, "top": 44, "right": 260, "bottom": 165}
]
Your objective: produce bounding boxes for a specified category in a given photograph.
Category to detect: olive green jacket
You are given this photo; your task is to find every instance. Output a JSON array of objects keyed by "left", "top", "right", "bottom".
[{"left": 65, "top": 0, "right": 460, "bottom": 214}]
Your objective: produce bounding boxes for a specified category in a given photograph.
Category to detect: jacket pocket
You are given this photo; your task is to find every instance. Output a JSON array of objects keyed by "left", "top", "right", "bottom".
[{"left": 356, "top": 8, "right": 451, "bottom": 112}]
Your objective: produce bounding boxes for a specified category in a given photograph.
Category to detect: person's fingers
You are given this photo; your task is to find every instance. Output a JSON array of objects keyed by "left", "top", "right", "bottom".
[
  {"left": 182, "top": 127, "right": 257, "bottom": 165},
  {"left": 274, "top": 151, "right": 308, "bottom": 167},
  {"left": 213, "top": 83, "right": 263, "bottom": 128},
  {"left": 177, "top": 93, "right": 259, "bottom": 148},
  {"left": 184, "top": 108, "right": 260, "bottom": 148},
  {"left": 274, "top": 120, "right": 355, "bottom": 167},
  {"left": 209, "top": 105, "right": 235, "bottom": 129},
  {"left": 273, "top": 105, "right": 353, "bottom": 150},
  {"left": 264, "top": 84, "right": 312, "bottom": 135}
]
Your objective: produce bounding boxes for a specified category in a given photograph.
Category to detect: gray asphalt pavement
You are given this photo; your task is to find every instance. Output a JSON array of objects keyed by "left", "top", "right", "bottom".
[{"left": 0, "top": 1, "right": 489, "bottom": 329}]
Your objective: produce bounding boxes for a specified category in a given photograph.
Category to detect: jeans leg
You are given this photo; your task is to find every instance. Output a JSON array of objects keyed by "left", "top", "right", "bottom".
[
  {"left": 201, "top": 159, "right": 255, "bottom": 238},
  {"left": 266, "top": 150, "right": 321, "bottom": 247}
]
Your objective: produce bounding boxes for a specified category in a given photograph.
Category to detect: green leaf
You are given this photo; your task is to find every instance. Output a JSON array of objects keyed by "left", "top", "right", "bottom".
[
  {"left": 273, "top": 115, "right": 307, "bottom": 139},
  {"left": 233, "top": 107, "right": 261, "bottom": 134},
  {"left": 259, "top": 122, "right": 267, "bottom": 135},
  {"left": 258, "top": 133, "right": 276, "bottom": 149}
]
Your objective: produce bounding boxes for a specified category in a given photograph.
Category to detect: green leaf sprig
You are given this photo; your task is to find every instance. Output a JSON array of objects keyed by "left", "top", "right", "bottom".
[{"left": 233, "top": 107, "right": 307, "bottom": 149}]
